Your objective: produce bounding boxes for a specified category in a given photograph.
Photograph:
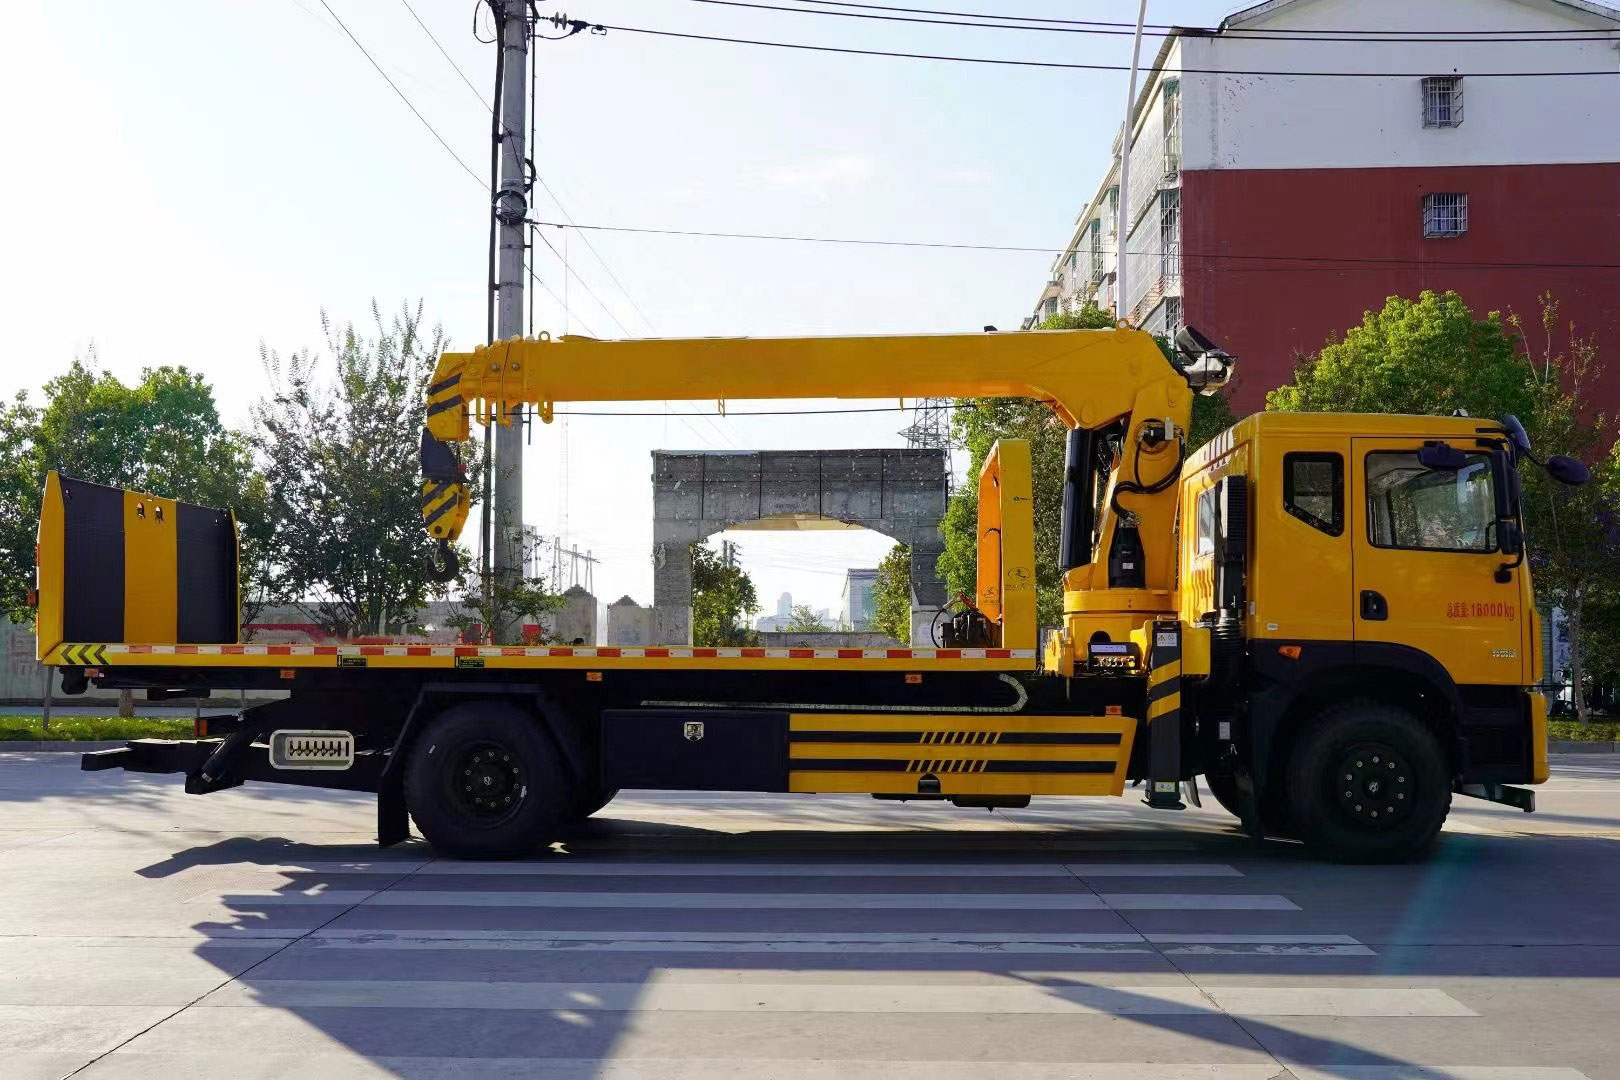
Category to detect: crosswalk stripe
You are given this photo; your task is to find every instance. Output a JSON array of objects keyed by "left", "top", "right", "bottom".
[
  {"left": 404, "top": 861, "right": 1242, "bottom": 878},
  {"left": 1285, "top": 1069, "right": 1592, "bottom": 1080},
  {"left": 206, "top": 889, "right": 1297, "bottom": 911},
  {"left": 199, "top": 980, "right": 1474, "bottom": 1017},
  {"left": 297, "top": 928, "right": 1368, "bottom": 955},
  {"left": 53, "top": 1056, "right": 1323, "bottom": 1080}
]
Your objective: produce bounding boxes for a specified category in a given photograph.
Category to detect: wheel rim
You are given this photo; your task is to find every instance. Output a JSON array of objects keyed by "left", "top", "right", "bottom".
[
  {"left": 1330, "top": 741, "right": 1414, "bottom": 829},
  {"left": 448, "top": 741, "right": 526, "bottom": 824}
]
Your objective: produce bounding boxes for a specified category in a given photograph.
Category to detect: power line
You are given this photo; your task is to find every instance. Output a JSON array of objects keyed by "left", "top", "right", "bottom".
[
  {"left": 782, "top": 0, "right": 1620, "bottom": 35},
  {"left": 593, "top": 21, "right": 1620, "bottom": 77},
  {"left": 317, "top": 0, "right": 486, "bottom": 187},
  {"left": 529, "top": 220, "right": 1620, "bottom": 271},
  {"left": 685, "top": 0, "right": 1620, "bottom": 43},
  {"left": 388, "top": 0, "right": 648, "bottom": 341}
]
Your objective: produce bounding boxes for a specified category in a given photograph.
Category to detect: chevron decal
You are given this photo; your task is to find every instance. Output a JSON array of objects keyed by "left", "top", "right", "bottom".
[{"left": 58, "top": 644, "right": 109, "bottom": 666}]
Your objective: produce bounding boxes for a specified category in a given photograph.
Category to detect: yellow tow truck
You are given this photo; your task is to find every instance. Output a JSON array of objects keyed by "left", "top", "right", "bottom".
[{"left": 44, "top": 325, "right": 1584, "bottom": 860}]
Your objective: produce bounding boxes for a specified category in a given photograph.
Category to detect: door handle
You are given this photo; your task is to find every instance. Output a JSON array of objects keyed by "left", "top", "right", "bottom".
[{"left": 1360, "top": 590, "right": 1388, "bottom": 621}]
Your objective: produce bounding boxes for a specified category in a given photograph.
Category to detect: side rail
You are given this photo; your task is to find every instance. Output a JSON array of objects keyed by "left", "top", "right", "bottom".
[{"left": 35, "top": 471, "right": 240, "bottom": 665}]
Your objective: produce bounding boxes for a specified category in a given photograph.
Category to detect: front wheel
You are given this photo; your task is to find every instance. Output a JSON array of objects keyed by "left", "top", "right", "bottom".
[
  {"left": 1282, "top": 700, "right": 1450, "bottom": 863},
  {"left": 405, "top": 701, "right": 576, "bottom": 858}
]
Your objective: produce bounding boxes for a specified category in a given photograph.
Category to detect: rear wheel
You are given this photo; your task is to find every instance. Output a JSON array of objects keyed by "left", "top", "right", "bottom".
[
  {"left": 1203, "top": 767, "right": 1245, "bottom": 819},
  {"left": 405, "top": 702, "right": 576, "bottom": 858},
  {"left": 1283, "top": 700, "right": 1450, "bottom": 863},
  {"left": 568, "top": 785, "right": 619, "bottom": 821}
]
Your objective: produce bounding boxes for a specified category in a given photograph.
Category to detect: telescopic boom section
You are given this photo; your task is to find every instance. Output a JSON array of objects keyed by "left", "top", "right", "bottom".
[{"left": 419, "top": 327, "right": 1230, "bottom": 602}]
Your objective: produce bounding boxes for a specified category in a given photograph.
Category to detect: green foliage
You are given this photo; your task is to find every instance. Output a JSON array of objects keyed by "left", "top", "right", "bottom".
[
  {"left": 252, "top": 303, "right": 448, "bottom": 638},
  {"left": 0, "top": 352, "right": 266, "bottom": 626},
  {"left": 0, "top": 714, "right": 195, "bottom": 742},
  {"left": 783, "top": 604, "right": 831, "bottom": 633},
  {"left": 1511, "top": 298, "right": 1619, "bottom": 721},
  {"left": 938, "top": 304, "right": 1236, "bottom": 626},
  {"left": 447, "top": 533, "right": 565, "bottom": 644},
  {"left": 1266, "top": 290, "right": 1534, "bottom": 420},
  {"left": 691, "top": 540, "right": 760, "bottom": 646},
  {"left": 872, "top": 543, "right": 913, "bottom": 642}
]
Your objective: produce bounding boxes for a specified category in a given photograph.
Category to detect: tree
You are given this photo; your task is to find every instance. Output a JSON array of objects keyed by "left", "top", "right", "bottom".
[
  {"left": 1266, "top": 290, "right": 1534, "bottom": 420},
  {"left": 691, "top": 540, "right": 760, "bottom": 646},
  {"left": 872, "top": 542, "right": 912, "bottom": 642},
  {"left": 252, "top": 303, "right": 451, "bottom": 638},
  {"left": 937, "top": 304, "right": 1235, "bottom": 626},
  {"left": 0, "top": 353, "right": 267, "bottom": 627},
  {"left": 1511, "top": 298, "right": 1619, "bottom": 723},
  {"left": 783, "top": 604, "right": 831, "bottom": 633},
  {"left": 446, "top": 530, "right": 565, "bottom": 645}
]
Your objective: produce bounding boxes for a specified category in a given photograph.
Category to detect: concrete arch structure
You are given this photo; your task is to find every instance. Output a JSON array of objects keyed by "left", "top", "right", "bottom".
[{"left": 650, "top": 449, "right": 949, "bottom": 645}]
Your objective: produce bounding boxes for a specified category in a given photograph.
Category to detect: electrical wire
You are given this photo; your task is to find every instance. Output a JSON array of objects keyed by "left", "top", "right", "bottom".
[
  {"left": 683, "top": 0, "right": 1620, "bottom": 43},
  {"left": 781, "top": 0, "right": 1620, "bottom": 35},
  {"left": 317, "top": 0, "right": 486, "bottom": 188},
  {"left": 593, "top": 20, "right": 1620, "bottom": 77},
  {"left": 528, "top": 220, "right": 1620, "bottom": 271}
]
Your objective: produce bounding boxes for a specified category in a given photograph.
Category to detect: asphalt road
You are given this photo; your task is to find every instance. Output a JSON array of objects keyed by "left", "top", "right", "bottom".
[{"left": 1, "top": 752, "right": 1617, "bottom": 1080}]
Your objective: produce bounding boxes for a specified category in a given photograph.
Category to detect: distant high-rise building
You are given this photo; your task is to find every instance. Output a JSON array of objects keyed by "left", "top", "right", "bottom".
[
  {"left": 776, "top": 592, "right": 792, "bottom": 619},
  {"left": 840, "top": 569, "right": 879, "bottom": 632}
]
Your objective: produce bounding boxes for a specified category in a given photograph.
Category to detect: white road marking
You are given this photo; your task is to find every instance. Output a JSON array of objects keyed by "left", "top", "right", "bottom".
[
  {"left": 72, "top": 1056, "right": 1309, "bottom": 1080},
  {"left": 202, "top": 980, "right": 1472, "bottom": 1016},
  {"left": 403, "top": 861, "right": 1242, "bottom": 878},
  {"left": 1285, "top": 1068, "right": 1591, "bottom": 1080},
  {"left": 198, "top": 888, "right": 1296, "bottom": 911},
  {"left": 1099, "top": 893, "right": 1301, "bottom": 910}
]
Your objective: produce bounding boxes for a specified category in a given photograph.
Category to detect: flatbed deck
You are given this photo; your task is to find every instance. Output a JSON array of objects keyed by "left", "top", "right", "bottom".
[{"left": 44, "top": 642, "right": 1039, "bottom": 672}]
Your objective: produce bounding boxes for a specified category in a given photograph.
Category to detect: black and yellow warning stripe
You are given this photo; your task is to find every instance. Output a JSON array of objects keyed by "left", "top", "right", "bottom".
[
  {"left": 425, "top": 371, "right": 463, "bottom": 420},
  {"left": 785, "top": 712, "right": 1135, "bottom": 796},
  {"left": 35, "top": 473, "right": 238, "bottom": 661}
]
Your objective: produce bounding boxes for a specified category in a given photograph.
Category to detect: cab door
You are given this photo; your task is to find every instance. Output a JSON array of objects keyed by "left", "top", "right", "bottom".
[{"left": 1350, "top": 438, "right": 1528, "bottom": 686}]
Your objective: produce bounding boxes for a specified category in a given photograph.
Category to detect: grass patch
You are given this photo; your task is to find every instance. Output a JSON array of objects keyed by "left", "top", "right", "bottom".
[
  {"left": 0, "top": 715, "right": 195, "bottom": 742},
  {"left": 1548, "top": 719, "right": 1620, "bottom": 743}
]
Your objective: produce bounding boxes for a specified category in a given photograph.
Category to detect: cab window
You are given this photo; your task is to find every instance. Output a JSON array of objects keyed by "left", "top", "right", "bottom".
[
  {"left": 1283, "top": 452, "right": 1343, "bottom": 536},
  {"left": 1195, "top": 487, "right": 1215, "bottom": 556},
  {"left": 1366, "top": 451, "right": 1496, "bottom": 552}
]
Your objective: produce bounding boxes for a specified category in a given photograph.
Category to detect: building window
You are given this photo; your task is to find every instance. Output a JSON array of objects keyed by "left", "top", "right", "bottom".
[
  {"left": 1043, "top": 296, "right": 1058, "bottom": 319},
  {"left": 1283, "top": 452, "right": 1343, "bottom": 536},
  {"left": 1160, "top": 189, "right": 1180, "bottom": 278},
  {"left": 1421, "top": 76, "right": 1463, "bottom": 128},
  {"left": 1162, "top": 80, "right": 1181, "bottom": 176},
  {"left": 1163, "top": 296, "right": 1183, "bottom": 337},
  {"left": 1423, "top": 193, "right": 1468, "bottom": 237}
]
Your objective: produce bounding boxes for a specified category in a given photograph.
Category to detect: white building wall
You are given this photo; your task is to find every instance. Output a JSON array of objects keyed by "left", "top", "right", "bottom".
[{"left": 1179, "top": 0, "right": 1620, "bottom": 172}]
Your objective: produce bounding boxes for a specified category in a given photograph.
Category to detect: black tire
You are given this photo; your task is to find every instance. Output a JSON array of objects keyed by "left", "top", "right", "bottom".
[
  {"left": 1203, "top": 767, "right": 1245, "bottom": 819},
  {"left": 405, "top": 701, "right": 576, "bottom": 858},
  {"left": 1282, "top": 700, "right": 1450, "bottom": 863},
  {"left": 568, "top": 785, "right": 619, "bottom": 821}
]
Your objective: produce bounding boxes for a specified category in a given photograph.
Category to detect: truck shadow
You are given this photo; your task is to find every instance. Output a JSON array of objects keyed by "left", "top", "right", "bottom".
[{"left": 127, "top": 803, "right": 1620, "bottom": 1079}]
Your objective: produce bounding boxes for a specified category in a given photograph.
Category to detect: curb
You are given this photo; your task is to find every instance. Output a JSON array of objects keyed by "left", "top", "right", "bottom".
[{"left": 1550, "top": 739, "right": 1620, "bottom": 755}]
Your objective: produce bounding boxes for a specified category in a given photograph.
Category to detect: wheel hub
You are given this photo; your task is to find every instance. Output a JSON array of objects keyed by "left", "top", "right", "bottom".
[
  {"left": 1332, "top": 742, "right": 1412, "bottom": 827},
  {"left": 450, "top": 744, "right": 524, "bottom": 821}
]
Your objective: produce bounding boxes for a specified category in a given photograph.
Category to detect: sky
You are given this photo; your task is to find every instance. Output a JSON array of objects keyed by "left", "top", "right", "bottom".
[{"left": 0, "top": 0, "right": 1232, "bottom": 616}]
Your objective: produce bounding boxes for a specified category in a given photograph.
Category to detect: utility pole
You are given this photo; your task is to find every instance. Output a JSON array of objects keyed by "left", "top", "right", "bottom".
[
  {"left": 491, "top": 0, "right": 530, "bottom": 640},
  {"left": 1115, "top": 0, "right": 1150, "bottom": 324}
]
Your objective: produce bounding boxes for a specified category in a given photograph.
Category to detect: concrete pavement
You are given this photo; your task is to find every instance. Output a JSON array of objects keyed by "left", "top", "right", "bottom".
[{"left": 0, "top": 753, "right": 1616, "bottom": 1079}]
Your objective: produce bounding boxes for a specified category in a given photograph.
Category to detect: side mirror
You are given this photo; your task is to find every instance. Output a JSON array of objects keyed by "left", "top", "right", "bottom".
[
  {"left": 1546, "top": 455, "right": 1590, "bottom": 486},
  {"left": 1500, "top": 414, "right": 1532, "bottom": 457},
  {"left": 1499, "top": 519, "right": 1523, "bottom": 555},
  {"left": 1418, "top": 442, "right": 1469, "bottom": 470}
]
